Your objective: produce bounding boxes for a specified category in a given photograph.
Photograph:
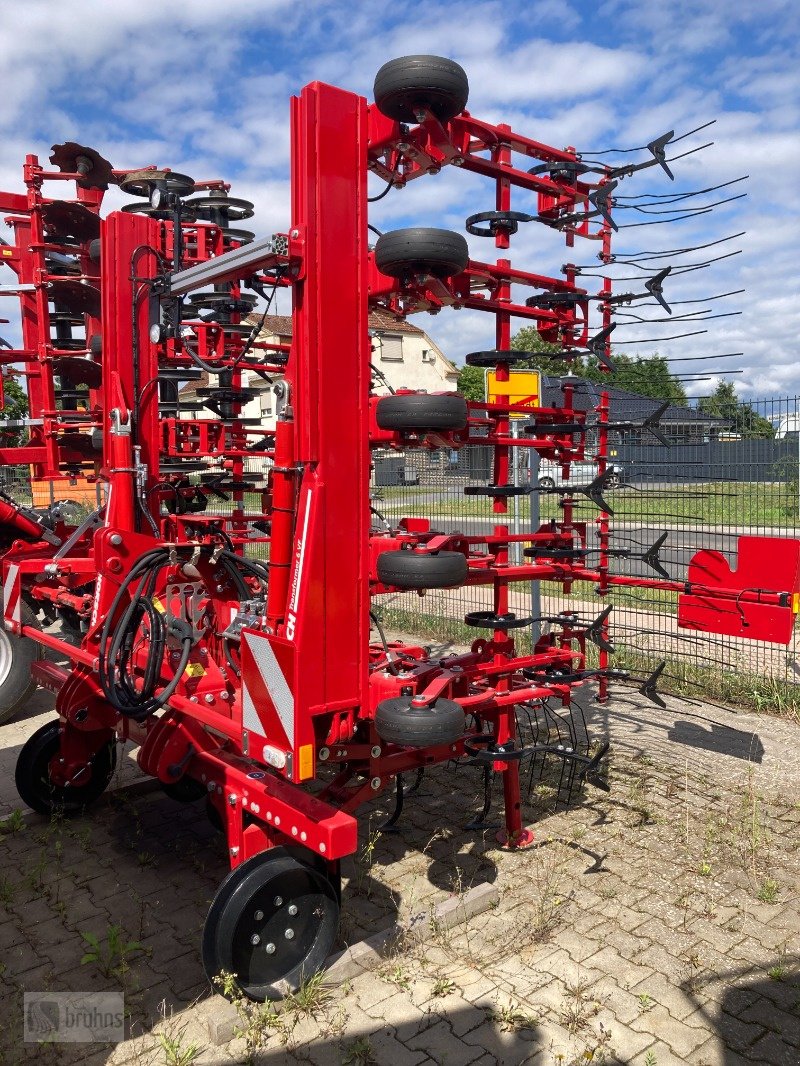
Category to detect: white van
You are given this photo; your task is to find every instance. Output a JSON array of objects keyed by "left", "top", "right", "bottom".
[{"left": 536, "top": 458, "right": 623, "bottom": 489}]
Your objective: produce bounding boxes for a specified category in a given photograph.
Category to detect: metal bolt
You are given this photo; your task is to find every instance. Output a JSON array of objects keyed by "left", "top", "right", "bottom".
[
  {"left": 230, "top": 846, "right": 239, "bottom": 856},
  {"left": 274, "top": 896, "right": 283, "bottom": 907},
  {"left": 453, "top": 156, "right": 464, "bottom": 167},
  {"left": 190, "top": 696, "right": 199, "bottom": 703},
  {"left": 266, "top": 943, "right": 276, "bottom": 954},
  {"left": 228, "top": 793, "right": 237, "bottom": 806},
  {"left": 288, "top": 904, "right": 298, "bottom": 916},
  {"left": 371, "top": 746, "right": 381, "bottom": 758},
  {"left": 397, "top": 142, "right": 409, "bottom": 152},
  {"left": 204, "top": 693, "right": 214, "bottom": 704},
  {"left": 370, "top": 777, "right": 381, "bottom": 790},
  {"left": 254, "top": 910, "right": 264, "bottom": 921},
  {"left": 318, "top": 747, "right": 330, "bottom": 762},
  {"left": 290, "top": 228, "right": 299, "bottom": 238},
  {"left": 250, "top": 933, "right": 260, "bottom": 946},
  {"left": 285, "top": 928, "right": 294, "bottom": 940},
  {"left": 109, "top": 533, "right": 123, "bottom": 546}
]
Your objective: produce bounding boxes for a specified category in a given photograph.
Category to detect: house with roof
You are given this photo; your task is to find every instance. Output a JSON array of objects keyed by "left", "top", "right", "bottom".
[{"left": 178, "top": 310, "right": 459, "bottom": 429}]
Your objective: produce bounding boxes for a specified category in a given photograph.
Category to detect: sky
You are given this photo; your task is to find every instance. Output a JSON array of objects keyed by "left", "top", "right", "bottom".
[{"left": 0, "top": 0, "right": 798, "bottom": 399}]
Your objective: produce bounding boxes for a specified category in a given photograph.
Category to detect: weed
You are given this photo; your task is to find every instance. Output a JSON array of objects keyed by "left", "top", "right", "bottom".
[
  {"left": 637, "top": 993, "right": 655, "bottom": 1013},
  {"left": 490, "top": 1000, "right": 539, "bottom": 1032},
  {"left": 767, "top": 964, "right": 787, "bottom": 982},
  {"left": 697, "top": 861, "right": 712, "bottom": 878},
  {"left": 342, "top": 1036, "right": 378, "bottom": 1065},
  {"left": 281, "top": 971, "right": 334, "bottom": 1021},
  {"left": 214, "top": 971, "right": 285, "bottom": 1063},
  {"left": 0, "top": 809, "right": 25, "bottom": 834},
  {"left": 80, "top": 924, "right": 148, "bottom": 979},
  {"left": 0, "top": 877, "right": 13, "bottom": 907},
  {"left": 644, "top": 1053, "right": 658, "bottom": 1066},
  {"left": 756, "top": 878, "right": 779, "bottom": 904},
  {"left": 137, "top": 851, "right": 157, "bottom": 868},
  {"left": 155, "top": 1031, "right": 201, "bottom": 1066},
  {"left": 382, "top": 963, "right": 411, "bottom": 991},
  {"left": 432, "top": 976, "right": 457, "bottom": 997}
]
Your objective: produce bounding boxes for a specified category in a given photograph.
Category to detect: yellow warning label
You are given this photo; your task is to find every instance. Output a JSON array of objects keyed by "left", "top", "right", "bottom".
[
  {"left": 297, "top": 744, "right": 314, "bottom": 781},
  {"left": 152, "top": 597, "right": 165, "bottom": 613},
  {"left": 792, "top": 593, "right": 800, "bottom": 615},
  {"left": 184, "top": 662, "right": 205, "bottom": 678},
  {"left": 1, "top": 248, "right": 13, "bottom": 257},
  {"left": 485, "top": 369, "right": 541, "bottom": 419}
]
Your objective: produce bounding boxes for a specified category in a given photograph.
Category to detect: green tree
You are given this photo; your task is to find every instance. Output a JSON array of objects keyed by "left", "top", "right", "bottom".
[
  {"left": 0, "top": 376, "right": 29, "bottom": 446},
  {"left": 698, "top": 380, "right": 774, "bottom": 439}
]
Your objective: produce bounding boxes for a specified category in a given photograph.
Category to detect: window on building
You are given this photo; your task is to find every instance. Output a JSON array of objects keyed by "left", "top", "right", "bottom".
[
  {"left": 260, "top": 393, "right": 273, "bottom": 418},
  {"left": 379, "top": 335, "right": 403, "bottom": 361}
]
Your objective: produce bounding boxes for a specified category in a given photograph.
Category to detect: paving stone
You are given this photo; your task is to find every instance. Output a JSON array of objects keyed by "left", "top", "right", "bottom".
[{"left": 745, "top": 1030, "right": 800, "bottom": 1065}]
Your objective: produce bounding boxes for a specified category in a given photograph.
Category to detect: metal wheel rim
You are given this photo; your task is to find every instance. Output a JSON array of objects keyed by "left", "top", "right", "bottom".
[{"left": 0, "top": 627, "right": 13, "bottom": 687}]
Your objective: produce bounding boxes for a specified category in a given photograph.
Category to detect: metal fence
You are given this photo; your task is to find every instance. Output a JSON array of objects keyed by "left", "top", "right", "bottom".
[{"left": 372, "top": 395, "right": 800, "bottom": 710}]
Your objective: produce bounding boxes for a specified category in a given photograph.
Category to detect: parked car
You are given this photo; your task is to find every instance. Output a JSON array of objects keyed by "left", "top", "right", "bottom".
[{"left": 536, "top": 458, "right": 623, "bottom": 489}]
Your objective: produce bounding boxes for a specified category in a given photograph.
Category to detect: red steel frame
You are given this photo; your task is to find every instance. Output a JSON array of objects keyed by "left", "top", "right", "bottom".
[{"left": 2, "top": 68, "right": 800, "bottom": 928}]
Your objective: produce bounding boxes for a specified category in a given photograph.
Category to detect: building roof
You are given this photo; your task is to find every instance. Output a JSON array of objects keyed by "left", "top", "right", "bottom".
[
  {"left": 540, "top": 376, "right": 727, "bottom": 424},
  {"left": 247, "top": 309, "right": 425, "bottom": 337}
]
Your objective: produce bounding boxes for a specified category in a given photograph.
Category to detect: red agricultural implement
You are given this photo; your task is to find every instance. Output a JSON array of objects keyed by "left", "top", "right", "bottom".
[{"left": 2, "top": 56, "right": 799, "bottom": 1001}]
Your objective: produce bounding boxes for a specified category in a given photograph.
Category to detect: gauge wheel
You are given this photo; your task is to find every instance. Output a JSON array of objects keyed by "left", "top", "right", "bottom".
[
  {"left": 373, "top": 55, "right": 469, "bottom": 123},
  {"left": 15, "top": 720, "right": 117, "bottom": 817},
  {"left": 375, "top": 695, "right": 465, "bottom": 748},
  {"left": 376, "top": 393, "right": 468, "bottom": 431},
  {"left": 203, "top": 848, "right": 339, "bottom": 1002},
  {"left": 377, "top": 550, "right": 468, "bottom": 589},
  {"left": 374, "top": 227, "right": 469, "bottom": 280}
]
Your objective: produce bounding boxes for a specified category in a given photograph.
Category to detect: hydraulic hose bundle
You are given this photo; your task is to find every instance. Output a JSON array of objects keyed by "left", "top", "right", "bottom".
[{"left": 98, "top": 545, "right": 267, "bottom": 720}]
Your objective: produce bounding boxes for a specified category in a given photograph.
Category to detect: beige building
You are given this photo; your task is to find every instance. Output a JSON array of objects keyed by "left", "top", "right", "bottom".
[{"left": 178, "top": 311, "right": 459, "bottom": 429}]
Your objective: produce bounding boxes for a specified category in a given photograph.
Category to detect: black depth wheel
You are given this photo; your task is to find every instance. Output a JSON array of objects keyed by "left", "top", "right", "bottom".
[
  {"left": 15, "top": 720, "right": 116, "bottom": 817},
  {"left": 373, "top": 55, "right": 468, "bottom": 123},
  {"left": 538, "top": 476, "right": 556, "bottom": 489},
  {"left": 377, "top": 550, "right": 468, "bottom": 589},
  {"left": 375, "top": 696, "right": 465, "bottom": 748},
  {"left": 376, "top": 392, "right": 468, "bottom": 431},
  {"left": 375, "top": 228, "right": 469, "bottom": 280},
  {"left": 0, "top": 597, "right": 43, "bottom": 725},
  {"left": 203, "top": 849, "right": 339, "bottom": 1002}
]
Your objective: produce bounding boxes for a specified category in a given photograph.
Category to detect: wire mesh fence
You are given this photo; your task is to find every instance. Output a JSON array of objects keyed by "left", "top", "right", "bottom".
[{"left": 372, "top": 394, "right": 800, "bottom": 712}]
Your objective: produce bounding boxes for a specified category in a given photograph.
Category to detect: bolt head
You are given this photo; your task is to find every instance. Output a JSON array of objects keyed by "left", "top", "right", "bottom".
[
  {"left": 371, "top": 746, "right": 381, "bottom": 758},
  {"left": 250, "top": 933, "right": 260, "bottom": 946},
  {"left": 370, "top": 776, "right": 381, "bottom": 790},
  {"left": 288, "top": 904, "right": 298, "bottom": 916},
  {"left": 284, "top": 928, "right": 294, "bottom": 940},
  {"left": 274, "top": 896, "right": 283, "bottom": 907},
  {"left": 266, "top": 943, "right": 276, "bottom": 954},
  {"left": 254, "top": 910, "right": 264, "bottom": 921}
]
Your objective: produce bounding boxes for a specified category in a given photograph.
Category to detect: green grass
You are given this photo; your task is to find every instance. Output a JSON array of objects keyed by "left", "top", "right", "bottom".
[{"left": 375, "top": 481, "right": 800, "bottom": 528}]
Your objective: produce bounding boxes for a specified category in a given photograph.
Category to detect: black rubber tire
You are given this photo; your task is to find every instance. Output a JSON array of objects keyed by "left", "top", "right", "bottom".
[
  {"left": 15, "top": 720, "right": 117, "bottom": 817},
  {"left": 605, "top": 471, "right": 621, "bottom": 488},
  {"left": 88, "top": 238, "right": 101, "bottom": 261},
  {"left": 203, "top": 849, "right": 339, "bottom": 1002},
  {"left": 0, "top": 597, "right": 43, "bottom": 725},
  {"left": 373, "top": 55, "right": 468, "bottom": 123},
  {"left": 376, "top": 393, "right": 468, "bottom": 431},
  {"left": 375, "top": 228, "right": 469, "bottom": 280},
  {"left": 375, "top": 696, "right": 465, "bottom": 748},
  {"left": 538, "top": 476, "right": 556, "bottom": 489},
  {"left": 377, "top": 550, "right": 467, "bottom": 589}
]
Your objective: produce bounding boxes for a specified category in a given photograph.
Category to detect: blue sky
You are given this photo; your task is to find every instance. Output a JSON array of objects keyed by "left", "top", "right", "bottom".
[{"left": 1, "top": 0, "right": 798, "bottom": 397}]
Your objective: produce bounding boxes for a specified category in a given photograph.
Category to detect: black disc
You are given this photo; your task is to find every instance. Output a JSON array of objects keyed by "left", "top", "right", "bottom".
[
  {"left": 464, "top": 350, "right": 529, "bottom": 367},
  {"left": 183, "top": 196, "right": 255, "bottom": 222},
  {"left": 203, "top": 850, "right": 339, "bottom": 1002},
  {"left": 119, "top": 170, "right": 196, "bottom": 198},
  {"left": 41, "top": 200, "right": 101, "bottom": 241},
  {"left": 222, "top": 228, "right": 256, "bottom": 244},
  {"left": 464, "top": 611, "right": 533, "bottom": 630},
  {"left": 49, "top": 143, "right": 115, "bottom": 190},
  {"left": 15, "top": 720, "right": 116, "bottom": 817}
]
